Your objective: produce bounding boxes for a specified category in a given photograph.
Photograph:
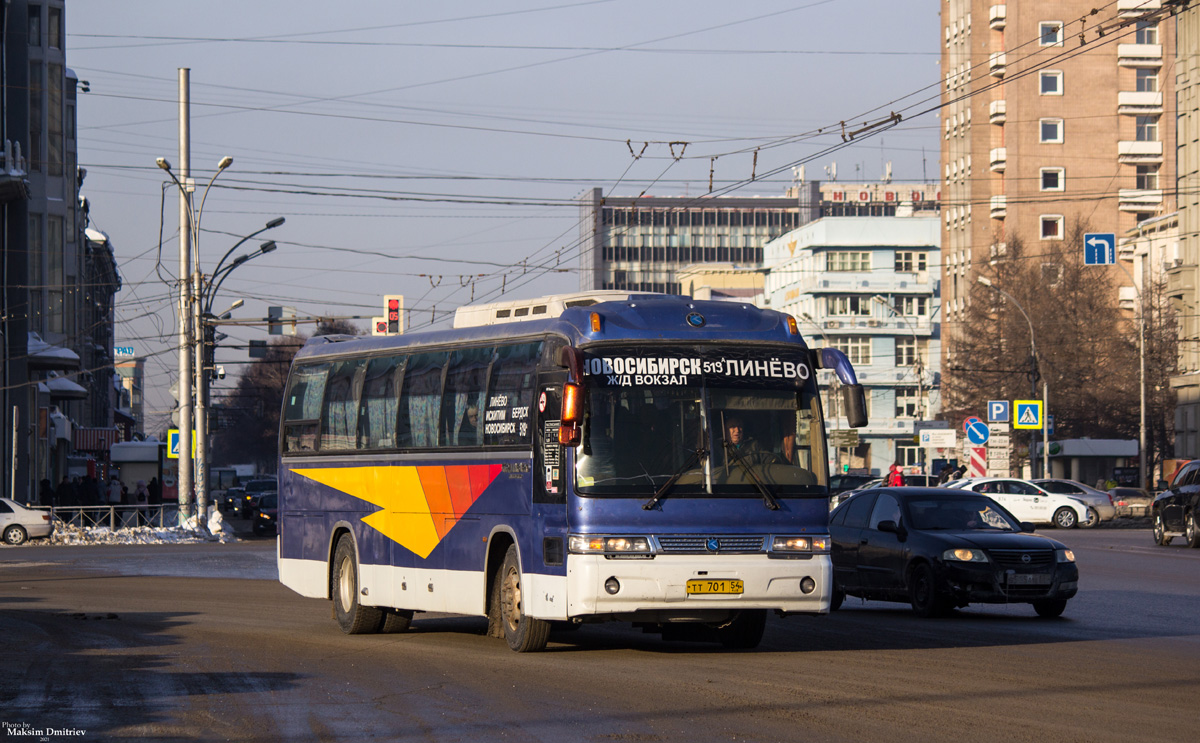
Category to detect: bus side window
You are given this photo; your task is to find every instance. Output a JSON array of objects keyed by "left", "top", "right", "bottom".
[
  {"left": 440, "top": 347, "right": 491, "bottom": 447},
  {"left": 320, "top": 359, "right": 365, "bottom": 451},
  {"left": 282, "top": 363, "right": 330, "bottom": 453},
  {"left": 358, "top": 356, "right": 403, "bottom": 450},
  {"left": 397, "top": 352, "right": 447, "bottom": 448},
  {"left": 484, "top": 342, "right": 542, "bottom": 447}
]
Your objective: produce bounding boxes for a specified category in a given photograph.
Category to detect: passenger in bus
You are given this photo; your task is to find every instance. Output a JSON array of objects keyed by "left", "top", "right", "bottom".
[
  {"left": 779, "top": 432, "right": 798, "bottom": 465},
  {"left": 723, "top": 416, "right": 779, "bottom": 466},
  {"left": 459, "top": 405, "right": 479, "bottom": 441}
]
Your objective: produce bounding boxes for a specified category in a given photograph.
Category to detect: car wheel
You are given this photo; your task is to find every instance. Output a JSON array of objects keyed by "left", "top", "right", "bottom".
[
  {"left": 1033, "top": 599, "right": 1067, "bottom": 618},
  {"left": 3, "top": 525, "right": 28, "bottom": 546},
  {"left": 499, "top": 544, "right": 550, "bottom": 652},
  {"left": 1153, "top": 512, "right": 1172, "bottom": 546},
  {"left": 1080, "top": 508, "right": 1100, "bottom": 529},
  {"left": 1053, "top": 507, "right": 1078, "bottom": 529},
  {"left": 716, "top": 609, "right": 767, "bottom": 650},
  {"left": 908, "top": 562, "right": 951, "bottom": 618},
  {"left": 830, "top": 582, "right": 845, "bottom": 612},
  {"left": 331, "top": 534, "right": 384, "bottom": 635},
  {"left": 1187, "top": 513, "right": 1200, "bottom": 549}
]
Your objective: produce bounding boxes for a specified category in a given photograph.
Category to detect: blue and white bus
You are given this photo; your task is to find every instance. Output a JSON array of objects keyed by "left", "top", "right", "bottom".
[{"left": 277, "top": 292, "right": 867, "bottom": 651}]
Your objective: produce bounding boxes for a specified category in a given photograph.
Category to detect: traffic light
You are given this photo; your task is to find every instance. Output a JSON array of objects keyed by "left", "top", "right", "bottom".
[{"left": 374, "top": 295, "right": 403, "bottom": 336}]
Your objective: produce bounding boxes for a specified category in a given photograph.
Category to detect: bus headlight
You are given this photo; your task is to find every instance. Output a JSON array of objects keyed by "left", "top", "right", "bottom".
[
  {"left": 771, "top": 536, "right": 829, "bottom": 554},
  {"left": 568, "top": 535, "right": 653, "bottom": 558}
]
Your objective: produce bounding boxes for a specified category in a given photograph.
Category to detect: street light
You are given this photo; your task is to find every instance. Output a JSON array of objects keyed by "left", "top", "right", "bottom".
[
  {"left": 157, "top": 155, "right": 233, "bottom": 525},
  {"left": 977, "top": 276, "right": 1049, "bottom": 478}
]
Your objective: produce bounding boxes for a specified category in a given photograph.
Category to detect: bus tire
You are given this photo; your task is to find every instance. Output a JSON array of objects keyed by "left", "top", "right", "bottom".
[
  {"left": 332, "top": 535, "right": 384, "bottom": 635},
  {"left": 499, "top": 545, "right": 550, "bottom": 652},
  {"left": 716, "top": 610, "right": 767, "bottom": 650},
  {"left": 380, "top": 608, "right": 414, "bottom": 633}
]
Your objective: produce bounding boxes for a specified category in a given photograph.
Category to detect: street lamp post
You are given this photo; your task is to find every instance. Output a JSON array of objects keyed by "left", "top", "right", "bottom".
[
  {"left": 157, "top": 154, "right": 233, "bottom": 525},
  {"left": 873, "top": 295, "right": 925, "bottom": 472},
  {"left": 978, "top": 276, "right": 1049, "bottom": 478}
]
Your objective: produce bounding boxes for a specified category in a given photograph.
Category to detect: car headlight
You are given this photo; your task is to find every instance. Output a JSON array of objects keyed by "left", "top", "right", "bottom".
[
  {"left": 942, "top": 548, "right": 989, "bottom": 563},
  {"left": 771, "top": 536, "right": 830, "bottom": 553},
  {"left": 1056, "top": 549, "right": 1075, "bottom": 563},
  {"left": 568, "top": 535, "right": 652, "bottom": 558}
]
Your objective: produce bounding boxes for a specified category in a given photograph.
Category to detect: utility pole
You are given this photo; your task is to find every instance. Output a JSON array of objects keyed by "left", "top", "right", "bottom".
[{"left": 176, "top": 68, "right": 193, "bottom": 524}]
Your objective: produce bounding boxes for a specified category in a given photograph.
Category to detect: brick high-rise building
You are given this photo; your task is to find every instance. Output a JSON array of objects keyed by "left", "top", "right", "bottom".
[{"left": 941, "top": 0, "right": 1176, "bottom": 330}]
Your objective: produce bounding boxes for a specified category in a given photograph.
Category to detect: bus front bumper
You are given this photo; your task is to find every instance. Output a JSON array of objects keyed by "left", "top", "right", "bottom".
[{"left": 565, "top": 553, "right": 832, "bottom": 617}]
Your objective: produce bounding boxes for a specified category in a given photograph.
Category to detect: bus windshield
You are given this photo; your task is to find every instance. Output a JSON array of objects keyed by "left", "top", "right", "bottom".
[{"left": 574, "top": 346, "right": 825, "bottom": 498}]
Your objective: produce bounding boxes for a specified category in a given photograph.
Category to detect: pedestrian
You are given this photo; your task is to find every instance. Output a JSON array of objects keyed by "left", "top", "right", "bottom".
[
  {"left": 148, "top": 476, "right": 161, "bottom": 505},
  {"left": 952, "top": 464, "right": 967, "bottom": 480},
  {"left": 38, "top": 479, "right": 54, "bottom": 506},
  {"left": 134, "top": 480, "right": 150, "bottom": 526},
  {"left": 55, "top": 477, "right": 72, "bottom": 508},
  {"left": 886, "top": 462, "right": 904, "bottom": 487},
  {"left": 937, "top": 465, "right": 955, "bottom": 485}
]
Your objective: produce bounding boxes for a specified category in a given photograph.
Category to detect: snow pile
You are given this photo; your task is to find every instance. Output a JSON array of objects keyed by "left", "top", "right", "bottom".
[{"left": 47, "top": 518, "right": 237, "bottom": 546}]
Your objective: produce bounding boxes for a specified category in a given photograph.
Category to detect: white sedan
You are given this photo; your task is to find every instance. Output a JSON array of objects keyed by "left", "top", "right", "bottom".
[
  {"left": 941, "top": 478, "right": 1093, "bottom": 528},
  {"left": 1, "top": 498, "right": 54, "bottom": 545}
]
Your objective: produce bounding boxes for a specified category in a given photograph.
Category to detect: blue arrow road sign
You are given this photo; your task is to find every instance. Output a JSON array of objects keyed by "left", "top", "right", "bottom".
[
  {"left": 987, "top": 400, "right": 1010, "bottom": 423},
  {"left": 1084, "top": 233, "right": 1116, "bottom": 265},
  {"left": 966, "top": 418, "right": 991, "bottom": 446}
]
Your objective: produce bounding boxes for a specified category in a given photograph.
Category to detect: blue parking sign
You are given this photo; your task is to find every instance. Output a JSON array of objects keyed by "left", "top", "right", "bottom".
[{"left": 987, "top": 400, "right": 1010, "bottom": 423}]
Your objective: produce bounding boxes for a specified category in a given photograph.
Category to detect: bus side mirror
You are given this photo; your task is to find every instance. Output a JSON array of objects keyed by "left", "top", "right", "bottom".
[{"left": 843, "top": 384, "right": 868, "bottom": 428}]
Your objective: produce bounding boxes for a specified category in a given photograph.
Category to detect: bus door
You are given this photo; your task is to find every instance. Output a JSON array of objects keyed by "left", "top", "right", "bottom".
[{"left": 533, "top": 375, "right": 568, "bottom": 573}]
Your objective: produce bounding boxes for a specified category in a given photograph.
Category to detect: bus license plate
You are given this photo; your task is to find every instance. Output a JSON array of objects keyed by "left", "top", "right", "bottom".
[
  {"left": 1006, "top": 573, "right": 1051, "bottom": 585},
  {"left": 686, "top": 579, "right": 744, "bottom": 595}
]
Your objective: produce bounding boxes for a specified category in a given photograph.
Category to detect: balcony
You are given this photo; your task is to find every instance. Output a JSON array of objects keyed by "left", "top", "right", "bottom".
[
  {"left": 989, "top": 147, "right": 1007, "bottom": 172},
  {"left": 1118, "top": 140, "right": 1164, "bottom": 164},
  {"left": 1118, "top": 188, "right": 1164, "bottom": 211},
  {"left": 989, "top": 99, "right": 1007, "bottom": 124},
  {"left": 1118, "top": 90, "right": 1164, "bottom": 115},
  {"left": 990, "top": 195, "right": 1007, "bottom": 219},
  {"left": 989, "top": 4, "right": 1006, "bottom": 30},
  {"left": 989, "top": 52, "right": 1007, "bottom": 78},
  {"left": 1118, "top": 0, "right": 1161, "bottom": 17},
  {"left": 1118, "top": 43, "right": 1163, "bottom": 67},
  {"left": 1118, "top": 285, "right": 1138, "bottom": 312}
]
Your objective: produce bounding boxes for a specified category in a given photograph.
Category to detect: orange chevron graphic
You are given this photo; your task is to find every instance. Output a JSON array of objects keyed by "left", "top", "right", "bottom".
[{"left": 291, "top": 464, "right": 502, "bottom": 558}]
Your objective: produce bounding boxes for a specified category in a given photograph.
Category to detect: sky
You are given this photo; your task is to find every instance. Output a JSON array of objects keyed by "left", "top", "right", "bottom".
[{"left": 65, "top": 0, "right": 941, "bottom": 431}]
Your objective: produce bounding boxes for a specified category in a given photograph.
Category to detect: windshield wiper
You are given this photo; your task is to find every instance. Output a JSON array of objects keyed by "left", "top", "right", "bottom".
[
  {"left": 642, "top": 444, "right": 709, "bottom": 510},
  {"left": 723, "top": 441, "right": 781, "bottom": 511}
]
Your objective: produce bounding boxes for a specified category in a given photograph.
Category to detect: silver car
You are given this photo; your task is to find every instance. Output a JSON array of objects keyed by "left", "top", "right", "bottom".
[
  {"left": 1032, "top": 479, "right": 1116, "bottom": 524},
  {"left": 1, "top": 497, "right": 54, "bottom": 545}
]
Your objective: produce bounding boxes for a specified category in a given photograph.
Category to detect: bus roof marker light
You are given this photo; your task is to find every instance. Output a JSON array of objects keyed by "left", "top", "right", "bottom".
[
  {"left": 786, "top": 315, "right": 799, "bottom": 335},
  {"left": 590, "top": 312, "right": 603, "bottom": 333}
]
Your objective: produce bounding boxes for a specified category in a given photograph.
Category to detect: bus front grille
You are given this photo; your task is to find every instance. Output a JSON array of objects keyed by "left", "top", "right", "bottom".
[{"left": 655, "top": 535, "right": 766, "bottom": 554}]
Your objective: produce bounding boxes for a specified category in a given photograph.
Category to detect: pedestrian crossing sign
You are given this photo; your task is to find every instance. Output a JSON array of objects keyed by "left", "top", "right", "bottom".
[
  {"left": 1013, "top": 400, "right": 1043, "bottom": 430},
  {"left": 167, "top": 429, "right": 196, "bottom": 459}
]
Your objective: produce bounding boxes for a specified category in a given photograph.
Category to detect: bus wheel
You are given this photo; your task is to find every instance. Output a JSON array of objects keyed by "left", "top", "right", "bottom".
[
  {"left": 332, "top": 535, "right": 384, "bottom": 635},
  {"left": 716, "top": 610, "right": 767, "bottom": 650},
  {"left": 499, "top": 545, "right": 550, "bottom": 652},
  {"left": 380, "top": 609, "right": 414, "bottom": 633}
]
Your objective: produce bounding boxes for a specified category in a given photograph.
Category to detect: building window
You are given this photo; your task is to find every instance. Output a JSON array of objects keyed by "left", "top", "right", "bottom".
[
  {"left": 1136, "top": 115, "right": 1159, "bottom": 142},
  {"left": 1040, "top": 118, "right": 1064, "bottom": 143},
  {"left": 48, "top": 63, "right": 63, "bottom": 177},
  {"left": 827, "top": 296, "right": 872, "bottom": 317},
  {"left": 895, "top": 338, "right": 919, "bottom": 367},
  {"left": 1136, "top": 68, "right": 1158, "bottom": 93},
  {"left": 1039, "top": 22, "right": 1064, "bottom": 46},
  {"left": 897, "top": 444, "right": 921, "bottom": 466},
  {"left": 1041, "top": 215, "right": 1064, "bottom": 240},
  {"left": 896, "top": 388, "right": 921, "bottom": 419},
  {"left": 1040, "top": 71, "right": 1063, "bottom": 95},
  {"left": 27, "top": 5, "right": 41, "bottom": 47},
  {"left": 827, "top": 251, "right": 870, "bottom": 271},
  {"left": 1136, "top": 20, "right": 1158, "bottom": 45},
  {"left": 1040, "top": 168, "right": 1065, "bottom": 191},
  {"left": 900, "top": 296, "right": 928, "bottom": 316},
  {"left": 1136, "top": 165, "right": 1159, "bottom": 190},
  {"left": 47, "top": 6, "right": 62, "bottom": 49},
  {"left": 831, "top": 336, "right": 871, "bottom": 366},
  {"left": 895, "top": 251, "right": 927, "bottom": 272},
  {"left": 1042, "top": 264, "right": 1063, "bottom": 286}
]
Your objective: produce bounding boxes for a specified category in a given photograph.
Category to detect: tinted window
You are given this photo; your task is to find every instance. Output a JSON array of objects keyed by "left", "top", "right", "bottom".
[
  {"left": 0, "top": 501, "right": 12, "bottom": 513},
  {"left": 321, "top": 358, "right": 364, "bottom": 451},
  {"left": 1039, "top": 480, "right": 1081, "bottom": 494},
  {"left": 283, "top": 363, "right": 330, "bottom": 453},
  {"left": 842, "top": 492, "right": 877, "bottom": 529},
  {"left": 398, "top": 352, "right": 447, "bottom": 447},
  {"left": 868, "top": 493, "right": 901, "bottom": 530},
  {"left": 441, "top": 347, "right": 490, "bottom": 447},
  {"left": 358, "top": 356, "right": 403, "bottom": 449},
  {"left": 484, "top": 342, "right": 541, "bottom": 446},
  {"left": 1008, "top": 481, "right": 1041, "bottom": 495}
]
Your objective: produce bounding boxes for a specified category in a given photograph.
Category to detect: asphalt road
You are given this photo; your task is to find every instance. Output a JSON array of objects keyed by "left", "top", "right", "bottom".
[{"left": 1, "top": 525, "right": 1198, "bottom": 742}]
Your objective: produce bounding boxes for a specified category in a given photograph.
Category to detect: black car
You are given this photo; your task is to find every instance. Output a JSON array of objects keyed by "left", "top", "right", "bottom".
[
  {"left": 239, "top": 478, "right": 277, "bottom": 518},
  {"left": 253, "top": 493, "right": 277, "bottom": 536},
  {"left": 221, "top": 486, "right": 245, "bottom": 513},
  {"left": 829, "top": 487, "right": 1079, "bottom": 618},
  {"left": 1152, "top": 459, "right": 1200, "bottom": 547}
]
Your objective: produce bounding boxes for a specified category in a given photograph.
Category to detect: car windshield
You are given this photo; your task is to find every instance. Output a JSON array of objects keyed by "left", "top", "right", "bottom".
[
  {"left": 906, "top": 498, "right": 1020, "bottom": 531},
  {"left": 574, "top": 346, "right": 826, "bottom": 498},
  {"left": 246, "top": 480, "right": 276, "bottom": 492},
  {"left": 258, "top": 494, "right": 277, "bottom": 509},
  {"left": 1037, "top": 480, "right": 1081, "bottom": 494}
]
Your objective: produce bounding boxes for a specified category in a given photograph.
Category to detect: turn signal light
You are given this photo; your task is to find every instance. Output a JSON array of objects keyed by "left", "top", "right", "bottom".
[
  {"left": 590, "top": 312, "right": 603, "bottom": 332},
  {"left": 786, "top": 315, "right": 799, "bottom": 335},
  {"left": 561, "top": 383, "right": 582, "bottom": 424}
]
